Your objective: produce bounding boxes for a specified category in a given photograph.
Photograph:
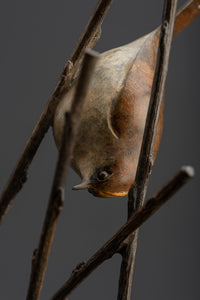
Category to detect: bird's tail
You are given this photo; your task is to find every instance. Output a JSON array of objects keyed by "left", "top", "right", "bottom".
[{"left": 173, "top": 0, "right": 200, "bottom": 36}]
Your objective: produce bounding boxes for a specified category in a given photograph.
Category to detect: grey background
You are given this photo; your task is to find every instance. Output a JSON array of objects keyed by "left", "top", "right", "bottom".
[{"left": 0, "top": 0, "right": 199, "bottom": 299}]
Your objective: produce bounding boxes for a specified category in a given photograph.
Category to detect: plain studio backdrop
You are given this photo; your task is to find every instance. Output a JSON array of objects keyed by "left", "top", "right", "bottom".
[{"left": 0, "top": 1, "right": 199, "bottom": 299}]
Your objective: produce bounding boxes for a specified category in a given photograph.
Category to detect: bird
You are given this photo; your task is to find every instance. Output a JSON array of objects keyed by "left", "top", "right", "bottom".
[
  {"left": 53, "top": 28, "right": 163, "bottom": 198},
  {"left": 53, "top": 2, "right": 200, "bottom": 198}
]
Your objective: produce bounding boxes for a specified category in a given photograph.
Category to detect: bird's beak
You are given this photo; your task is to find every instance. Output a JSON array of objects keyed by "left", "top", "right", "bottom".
[{"left": 72, "top": 179, "right": 91, "bottom": 190}]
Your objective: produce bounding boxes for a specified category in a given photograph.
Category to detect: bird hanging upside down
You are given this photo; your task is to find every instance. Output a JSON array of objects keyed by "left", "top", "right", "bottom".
[
  {"left": 53, "top": 3, "right": 199, "bottom": 197},
  {"left": 53, "top": 29, "right": 163, "bottom": 197}
]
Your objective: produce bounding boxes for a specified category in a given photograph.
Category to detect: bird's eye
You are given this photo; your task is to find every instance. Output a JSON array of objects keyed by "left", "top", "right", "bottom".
[{"left": 96, "top": 168, "right": 113, "bottom": 182}]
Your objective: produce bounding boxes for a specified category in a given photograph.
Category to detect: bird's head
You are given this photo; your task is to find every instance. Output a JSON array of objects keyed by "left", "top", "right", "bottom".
[{"left": 71, "top": 149, "right": 138, "bottom": 198}]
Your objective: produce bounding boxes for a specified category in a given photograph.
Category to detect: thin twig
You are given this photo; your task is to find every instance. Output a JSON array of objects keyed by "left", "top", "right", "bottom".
[
  {"left": 130, "top": 0, "right": 178, "bottom": 212},
  {"left": 26, "top": 50, "right": 99, "bottom": 300},
  {"left": 0, "top": 0, "right": 114, "bottom": 224},
  {"left": 50, "top": 166, "right": 194, "bottom": 300},
  {"left": 117, "top": 1, "right": 178, "bottom": 299}
]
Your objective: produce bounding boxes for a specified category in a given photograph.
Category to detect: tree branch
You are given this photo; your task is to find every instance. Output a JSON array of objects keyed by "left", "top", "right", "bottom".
[
  {"left": 117, "top": 1, "right": 178, "bottom": 299},
  {"left": 50, "top": 166, "right": 194, "bottom": 300},
  {"left": 26, "top": 50, "right": 99, "bottom": 300},
  {"left": 0, "top": 0, "right": 114, "bottom": 224}
]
